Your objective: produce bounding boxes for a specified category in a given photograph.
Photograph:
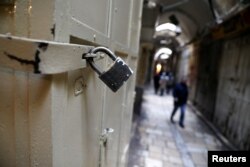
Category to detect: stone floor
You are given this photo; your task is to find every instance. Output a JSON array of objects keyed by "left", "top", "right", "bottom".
[{"left": 127, "top": 87, "right": 230, "bottom": 167}]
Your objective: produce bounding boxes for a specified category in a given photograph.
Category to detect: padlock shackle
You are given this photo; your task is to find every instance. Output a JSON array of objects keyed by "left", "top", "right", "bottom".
[
  {"left": 87, "top": 58, "right": 102, "bottom": 75},
  {"left": 85, "top": 47, "right": 117, "bottom": 75},
  {"left": 91, "top": 47, "right": 117, "bottom": 61}
]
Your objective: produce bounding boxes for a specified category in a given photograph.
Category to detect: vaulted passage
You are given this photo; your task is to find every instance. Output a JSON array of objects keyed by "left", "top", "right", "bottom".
[
  {"left": 0, "top": 0, "right": 249, "bottom": 167},
  {"left": 134, "top": 0, "right": 250, "bottom": 158}
]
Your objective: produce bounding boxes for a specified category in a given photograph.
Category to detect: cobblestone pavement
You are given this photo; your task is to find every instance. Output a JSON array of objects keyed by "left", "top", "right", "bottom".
[{"left": 127, "top": 87, "right": 229, "bottom": 167}]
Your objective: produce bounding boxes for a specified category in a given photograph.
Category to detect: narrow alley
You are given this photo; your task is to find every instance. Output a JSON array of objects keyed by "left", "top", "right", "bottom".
[
  {"left": 0, "top": 0, "right": 250, "bottom": 167},
  {"left": 128, "top": 86, "right": 231, "bottom": 167}
]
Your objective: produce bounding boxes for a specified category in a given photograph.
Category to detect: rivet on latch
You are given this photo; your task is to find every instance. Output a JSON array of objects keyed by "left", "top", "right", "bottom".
[{"left": 74, "top": 77, "right": 86, "bottom": 96}]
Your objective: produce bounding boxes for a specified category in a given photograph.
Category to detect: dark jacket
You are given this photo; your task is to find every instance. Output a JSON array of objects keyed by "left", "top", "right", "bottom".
[{"left": 173, "top": 82, "right": 188, "bottom": 105}]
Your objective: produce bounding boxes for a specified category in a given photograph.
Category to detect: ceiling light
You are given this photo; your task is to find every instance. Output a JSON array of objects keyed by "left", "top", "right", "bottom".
[
  {"left": 160, "top": 53, "right": 170, "bottom": 59},
  {"left": 160, "top": 40, "right": 167, "bottom": 44},
  {"left": 154, "top": 47, "right": 172, "bottom": 60},
  {"left": 156, "top": 23, "right": 182, "bottom": 33},
  {"left": 160, "top": 39, "right": 172, "bottom": 45},
  {"left": 147, "top": 1, "right": 156, "bottom": 8},
  {"left": 158, "top": 47, "right": 172, "bottom": 55}
]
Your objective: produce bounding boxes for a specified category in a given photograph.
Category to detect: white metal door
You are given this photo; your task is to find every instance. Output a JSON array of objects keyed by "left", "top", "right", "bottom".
[{"left": 0, "top": 0, "right": 143, "bottom": 166}]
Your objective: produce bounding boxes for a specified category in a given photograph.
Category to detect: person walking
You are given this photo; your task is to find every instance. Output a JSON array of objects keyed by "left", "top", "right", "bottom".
[
  {"left": 166, "top": 71, "right": 174, "bottom": 94},
  {"left": 153, "top": 72, "right": 161, "bottom": 94},
  {"left": 159, "top": 72, "right": 169, "bottom": 96},
  {"left": 170, "top": 78, "right": 188, "bottom": 128}
]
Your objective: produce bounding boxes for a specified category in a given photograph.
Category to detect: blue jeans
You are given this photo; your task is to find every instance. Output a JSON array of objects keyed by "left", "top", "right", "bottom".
[{"left": 170, "top": 103, "right": 186, "bottom": 126}]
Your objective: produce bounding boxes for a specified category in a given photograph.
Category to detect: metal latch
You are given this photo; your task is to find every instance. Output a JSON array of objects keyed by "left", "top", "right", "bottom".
[
  {"left": 0, "top": 34, "right": 95, "bottom": 74},
  {"left": 0, "top": 34, "right": 132, "bottom": 92}
]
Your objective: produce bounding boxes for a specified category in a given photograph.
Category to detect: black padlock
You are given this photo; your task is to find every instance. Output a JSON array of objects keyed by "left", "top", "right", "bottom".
[{"left": 84, "top": 47, "right": 133, "bottom": 92}]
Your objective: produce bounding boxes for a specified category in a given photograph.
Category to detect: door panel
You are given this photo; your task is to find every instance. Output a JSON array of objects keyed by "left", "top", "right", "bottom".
[{"left": 112, "top": 0, "right": 131, "bottom": 48}]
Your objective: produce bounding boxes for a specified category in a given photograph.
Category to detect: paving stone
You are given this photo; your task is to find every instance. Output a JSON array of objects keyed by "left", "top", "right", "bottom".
[
  {"left": 166, "top": 142, "right": 177, "bottom": 149},
  {"left": 163, "top": 132, "right": 173, "bottom": 138},
  {"left": 164, "top": 137, "right": 175, "bottom": 144},
  {"left": 163, "top": 162, "right": 184, "bottom": 167},
  {"left": 206, "top": 144, "right": 223, "bottom": 151},
  {"left": 127, "top": 87, "right": 227, "bottom": 167},
  {"left": 163, "top": 148, "right": 181, "bottom": 157},
  {"left": 146, "top": 129, "right": 163, "bottom": 136},
  {"left": 184, "top": 138, "right": 206, "bottom": 146},
  {"left": 141, "top": 145, "right": 149, "bottom": 151},
  {"left": 187, "top": 147, "right": 207, "bottom": 153},
  {"left": 138, "top": 127, "right": 146, "bottom": 133},
  {"left": 140, "top": 138, "right": 149, "bottom": 145},
  {"left": 157, "top": 125, "right": 169, "bottom": 131},
  {"left": 138, "top": 150, "right": 149, "bottom": 157},
  {"left": 204, "top": 137, "right": 218, "bottom": 145},
  {"left": 195, "top": 132, "right": 204, "bottom": 138},
  {"left": 149, "top": 151, "right": 164, "bottom": 160},
  {"left": 149, "top": 146, "right": 162, "bottom": 153},
  {"left": 141, "top": 137, "right": 153, "bottom": 145},
  {"left": 152, "top": 140, "right": 166, "bottom": 147},
  {"left": 186, "top": 143, "right": 207, "bottom": 151},
  {"left": 145, "top": 158, "right": 163, "bottom": 167},
  {"left": 139, "top": 157, "right": 145, "bottom": 166},
  {"left": 163, "top": 155, "right": 169, "bottom": 161},
  {"left": 168, "top": 156, "right": 183, "bottom": 165},
  {"left": 190, "top": 152, "right": 207, "bottom": 166}
]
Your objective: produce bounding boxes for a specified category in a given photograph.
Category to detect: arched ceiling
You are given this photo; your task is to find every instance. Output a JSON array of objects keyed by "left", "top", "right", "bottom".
[
  {"left": 140, "top": 0, "right": 250, "bottom": 49},
  {"left": 141, "top": 0, "right": 214, "bottom": 47}
]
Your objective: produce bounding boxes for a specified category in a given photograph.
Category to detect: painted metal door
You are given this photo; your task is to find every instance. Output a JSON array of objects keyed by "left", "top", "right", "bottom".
[{"left": 0, "top": 0, "right": 143, "bottom": 166}]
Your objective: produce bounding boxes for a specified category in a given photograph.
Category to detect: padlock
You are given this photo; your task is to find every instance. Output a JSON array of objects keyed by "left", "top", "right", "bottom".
[{"left": 85, "top": 47, "right": 133, "bottom": 92}]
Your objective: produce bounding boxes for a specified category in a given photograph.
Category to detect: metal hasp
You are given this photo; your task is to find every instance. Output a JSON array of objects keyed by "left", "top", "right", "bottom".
[
  {"left": 0, "top": 34, "right": 94, "bottom": 74},
  {"left": 84, "top": 47, "right": 133, "bottom": 92}
]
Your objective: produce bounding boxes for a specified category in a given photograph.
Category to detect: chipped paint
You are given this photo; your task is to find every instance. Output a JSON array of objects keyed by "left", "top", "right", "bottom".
[
  {"left": 38, "top": 42, "right": 49, "bottom": 51},
  {"left": 50, "top": 24, "right": 55, "bottom": 38}
]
